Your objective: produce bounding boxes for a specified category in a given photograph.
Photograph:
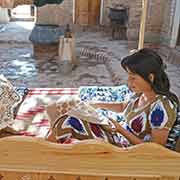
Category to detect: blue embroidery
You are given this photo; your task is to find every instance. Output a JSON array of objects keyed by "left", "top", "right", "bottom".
[
  {"left": 151, "top": 105, "right": 164, "bottom": 127},
  {"left": 96, "top": 108, "right": 125, "bottom": 123},
  {"left": 143, "top": 134, "right": 152, "bottom": 142},
  {"left": 67, "top": 117, "right": 85, "bottom": 133},
  {"left": 79, "top": 85, "right": 133, "bottom": 103},
  {"left": 126, "top": 124, "right": 134, "bottom": 134}
]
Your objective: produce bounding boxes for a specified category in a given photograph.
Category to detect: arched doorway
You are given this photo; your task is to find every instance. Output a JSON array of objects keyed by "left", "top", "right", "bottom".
[{"left": 74, "top": 0, "right": 101, "bottom": 25}]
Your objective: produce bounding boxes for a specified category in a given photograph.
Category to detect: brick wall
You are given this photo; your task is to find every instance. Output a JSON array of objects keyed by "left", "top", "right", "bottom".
[
  {"left": 102, "top": 0, "right": 172, "bottom": 47},
  {"left": 36, "top": 0, "right": 73, "bottom": 25},
  {"left": 34, "top": 0, "right": 177, "bottom": 48},
  {"left": 158, "top": 0, "right": 180, "bottom": 65},
  {"left": 102, "top": 0, "right": 141, "bottom": 42},
  {"left": 160, "top": 0, "right": 176, "bottom": 46},
  {"left": 144, "top": 0, "right": 165, "bottom": 44}
]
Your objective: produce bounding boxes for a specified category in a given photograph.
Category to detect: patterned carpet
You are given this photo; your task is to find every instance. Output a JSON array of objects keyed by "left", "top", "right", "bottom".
[{"left": 12, "top": 88, "right": 78, "bottom": 137}]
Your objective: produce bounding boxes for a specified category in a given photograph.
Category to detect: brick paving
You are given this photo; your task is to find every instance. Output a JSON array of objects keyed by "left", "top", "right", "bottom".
[{"left": 0, "top": 21, "right": 179, "bottom": 98}]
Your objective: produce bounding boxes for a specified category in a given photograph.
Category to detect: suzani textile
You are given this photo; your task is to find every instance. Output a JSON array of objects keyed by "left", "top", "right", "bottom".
[
  {"left": 53, "top": 94, "right": 177, "bottom": 147},
  {"left": 79, "top": 85, "right": 132, "bottom": 103}
]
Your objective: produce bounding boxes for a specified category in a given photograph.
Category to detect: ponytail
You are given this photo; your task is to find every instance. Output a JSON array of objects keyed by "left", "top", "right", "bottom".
[{"left": 152, "top": 70, "right": 179, "bottom": 106}]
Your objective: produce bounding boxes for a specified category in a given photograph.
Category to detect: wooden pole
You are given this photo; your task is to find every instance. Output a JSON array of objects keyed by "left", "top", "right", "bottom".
[{"left": 138, "top": 0, "right": 148, "bottom": 50}]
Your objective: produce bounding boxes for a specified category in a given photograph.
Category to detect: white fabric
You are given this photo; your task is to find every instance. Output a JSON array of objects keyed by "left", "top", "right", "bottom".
[
  {"left": 0, "top": 74, "right": 21, "bottom": 130},
  {"left": 68, "top": 102, "right": 109, "bottom": 125}
]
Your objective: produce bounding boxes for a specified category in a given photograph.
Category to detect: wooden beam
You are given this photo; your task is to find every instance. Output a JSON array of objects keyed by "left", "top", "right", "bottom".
[{"left": 138, "top": 0, "right": 148, "bottom": 50}]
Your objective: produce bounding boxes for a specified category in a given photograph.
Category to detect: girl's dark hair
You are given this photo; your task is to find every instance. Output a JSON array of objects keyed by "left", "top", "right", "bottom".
[{"left": 121, "top": 48, "right": 179, "bottom": 106}]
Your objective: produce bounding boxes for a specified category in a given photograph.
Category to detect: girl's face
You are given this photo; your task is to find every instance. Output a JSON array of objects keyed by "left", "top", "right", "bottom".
[{"left": 127, "top": 68, "right": 152, "bottom": 94}]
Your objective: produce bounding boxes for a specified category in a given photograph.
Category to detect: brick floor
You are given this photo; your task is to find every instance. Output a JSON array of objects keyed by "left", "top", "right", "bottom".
[{"left": 0, "top": 21, "right": 179, "bottom": 99}]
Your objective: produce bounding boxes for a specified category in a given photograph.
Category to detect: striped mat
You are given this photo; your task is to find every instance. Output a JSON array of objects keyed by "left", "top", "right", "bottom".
[{"left": 13, "top": 88, "right": 78, "bottom": 138}]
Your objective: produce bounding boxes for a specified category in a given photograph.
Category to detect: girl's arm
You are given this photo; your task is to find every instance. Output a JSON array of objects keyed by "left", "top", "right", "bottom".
[
  {"left": 110, "top": 119, "right": 143, "bottom": 144},
  {"left": 151, "top": 128, "right": 169, "bottom": 146},
  {"left": 111, "top": 120, "right": 169, "bottom": 145}
]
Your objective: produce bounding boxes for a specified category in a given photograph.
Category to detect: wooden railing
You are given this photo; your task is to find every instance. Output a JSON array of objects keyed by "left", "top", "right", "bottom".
[{"left": 0, "top": 136, "right": 180, "bottom": 180}]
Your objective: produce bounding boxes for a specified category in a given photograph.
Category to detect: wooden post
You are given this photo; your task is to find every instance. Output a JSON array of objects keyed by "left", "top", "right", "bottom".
[{"left": 138, "top": 0, "right": 148, "bottom": 50}]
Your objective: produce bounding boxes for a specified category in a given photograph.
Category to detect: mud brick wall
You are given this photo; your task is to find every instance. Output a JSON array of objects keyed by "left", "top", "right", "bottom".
[
  {"left": 160, "top": 0, "right": 176, "bottom": 46},
  {"left": 34, "top": 0, "right": 177, "bottom": 48},
  {"left": 36, "top": 0, "right": 73, "bottom": 25},
  {"left": 102, "top": 0, "right": 141, "bottom": 43},
  {"left": 103, "top": 0, "right": 167, "bottom": 47},
  {"left": 145, "top": 0, "right": 165, "bottom": 45}
]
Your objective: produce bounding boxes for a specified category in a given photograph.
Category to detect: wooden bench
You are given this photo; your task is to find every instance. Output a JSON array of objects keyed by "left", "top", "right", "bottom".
[{"left": 0, "top": 136, "right": 180, "bottom": 180}]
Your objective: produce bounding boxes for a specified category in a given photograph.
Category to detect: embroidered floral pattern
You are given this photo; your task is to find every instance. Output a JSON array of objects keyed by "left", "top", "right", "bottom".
[
  {"left": 62, "top": 116, "right": 88, "bottom": 135},
  {"left": 79, "top": 85, "right": 132, "bottom": 103},
  {"left": 129, "top": 112, "right": 146, "bottom": 135},
  {"left": 89, "top": 123, "right": 105, "bottom": 139},
  {"left": 150, "top": 106, "right": 164, "bottom": 126},
  {"left": 149, "top": 100, "right": 168, "bottom": 129},
  {"left": 0, "top": 75, "right": 28, "bottom": 130},
  {"left": 124, "top": 123, "right": 134, "bottom": 134},
  {"left": 112, "top": 133, "right": 130, "bottom": 147},
  {"left": 96, "top": 108, "right": 125, "bottom": 123},
  {"left": 131, "top": 116, "right": 143, "bottom": 133}
]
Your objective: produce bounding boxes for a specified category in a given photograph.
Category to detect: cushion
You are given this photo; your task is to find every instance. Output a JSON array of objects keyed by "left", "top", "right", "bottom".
[
  {"left": 79, "top": 85, "right": 132, "bottom": 103},
  {"left": 46, "top": 95, "right": 80, "bottom": 127},
  {"left": 0, "top": 74, "right": 28, "bottom": 130}
]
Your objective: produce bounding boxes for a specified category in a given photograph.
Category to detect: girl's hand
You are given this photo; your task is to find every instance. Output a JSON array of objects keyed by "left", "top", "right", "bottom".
[
  {"left": 110, "top": 119, "right": 122, "bottom": 132},
  {"left": 104, "top": 119, "right": 121, "bottom": 133}
]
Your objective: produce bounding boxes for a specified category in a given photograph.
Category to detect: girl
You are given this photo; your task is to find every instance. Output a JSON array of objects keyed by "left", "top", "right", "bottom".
[{"left": 47, "top": 48, "right": 179, "bottom": 147}]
